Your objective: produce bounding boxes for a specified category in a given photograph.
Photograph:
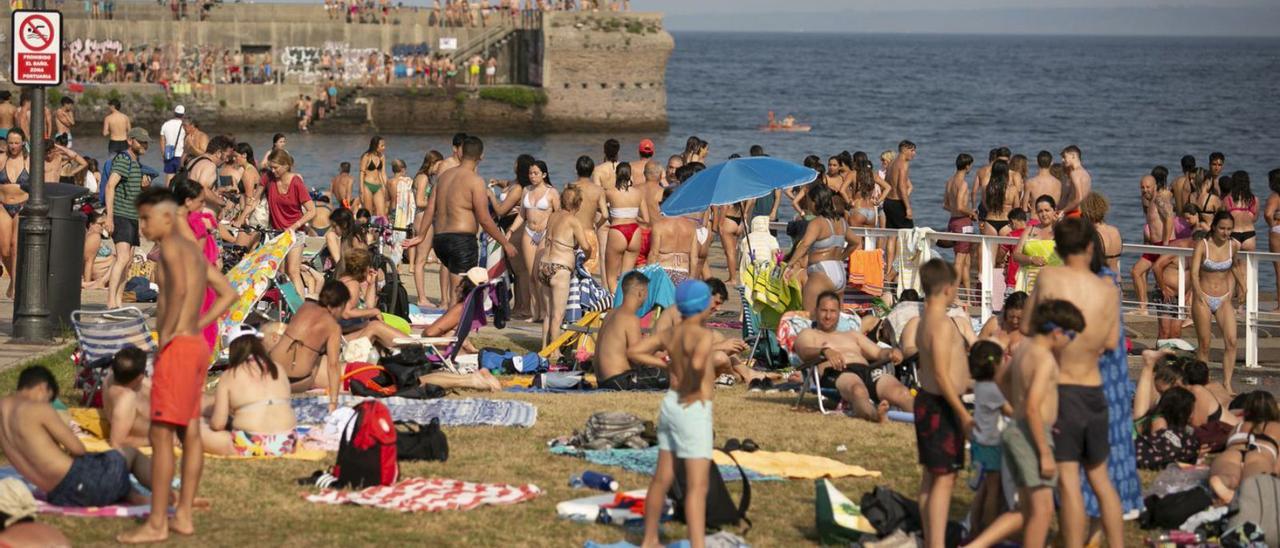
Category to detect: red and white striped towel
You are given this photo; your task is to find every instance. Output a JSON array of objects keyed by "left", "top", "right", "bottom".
[{"left": 305, "top": 478, "right": 541, "bottom": 513}]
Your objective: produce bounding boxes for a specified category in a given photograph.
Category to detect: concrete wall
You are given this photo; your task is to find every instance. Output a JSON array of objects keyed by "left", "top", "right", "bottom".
[
  {"left": 538, "top": 12, "right": 673, "bottom": 132},
  {"left": 31, "top": 83, "right": 317, "bottom": 131},
  {"left": 363, "top": 88, "right": 543, "bottom": 134},
  {"left": 63, "top": 18, "right": 493, "bottom": 52}
]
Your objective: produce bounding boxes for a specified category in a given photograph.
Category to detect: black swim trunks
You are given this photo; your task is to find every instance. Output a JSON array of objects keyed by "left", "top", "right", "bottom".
[
  {"left": 913, "top": 390, "right": 965, "bottom": 473},
  {"left": 1053, "top": 384, "right": 1110, "bottom": 465},
  {"left": 883, "top": 199, "right": 914, "bottom": 229},
  {"left": 108, "top": 140, "right": 128, "bottom": 155},
  {"left": 46, "top": 450, "right": 133, "bottom": 507},
  {"left": 112, "top": 216, "right": 140, "bottom": 247},
  {"left": 599, "top": 367, "right": 669, "bottom": 391},
  {"left": 822, "top": 363, "right": 892, "bottom": 403},
  {"left": 432, "top": 232, "right": 479, "bottom": 275}
]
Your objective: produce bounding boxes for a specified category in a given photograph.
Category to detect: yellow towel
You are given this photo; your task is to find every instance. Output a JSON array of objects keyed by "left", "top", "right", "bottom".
[
  {"left": 712, "top": 450, "right": 880, "bottom": 479},
  {"left": 70, "top": 408, "right": 326, "bottom": 461}
]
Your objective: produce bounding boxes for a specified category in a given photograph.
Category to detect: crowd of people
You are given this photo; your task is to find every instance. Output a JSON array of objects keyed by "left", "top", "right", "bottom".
[
  {"left": 2, "top": 83, "right": 1280, "bottom": 544},
  {"left": 323, "top": 0, "right": 630, "bottom": 26}
]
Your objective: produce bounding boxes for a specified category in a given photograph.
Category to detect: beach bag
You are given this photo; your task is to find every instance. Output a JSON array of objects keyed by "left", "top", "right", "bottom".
[
  {"left": 859, "top": 486, "right": 922, "bottom": 536},
  {"left": 330, "top": 400, "right": 398, "bottom": 488},
  {"left": 815, "top": 479, "right": 876, "bottom": 544},
  {"left": 395, "top": 418, "right": 449, "bottom": 463},
  {"left": 479, "top": 348, "right": 546, "bottom": 374},
  {"left": 576, "top": 412, "right": 649, "bottom": 450},
  {"left": 1139, "top": 486, "right": 1213, "bottom": 530},
  {"left": 342, "top": 362, "right": 398, "bottom": 397},
  {"left": 1225, "top": 474, "right": 1280, "bottom": 546},
  {"left": 670, "top": 449, "right": 752, "bottom": 533}
]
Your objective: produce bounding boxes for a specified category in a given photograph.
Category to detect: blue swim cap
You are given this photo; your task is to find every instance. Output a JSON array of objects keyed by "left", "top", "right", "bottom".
[{"left": 675, "top": 280, "right": 712, "bottom": 317}]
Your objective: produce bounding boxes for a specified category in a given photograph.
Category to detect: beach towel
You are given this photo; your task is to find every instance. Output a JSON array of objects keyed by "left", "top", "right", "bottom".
[
  {"left": 0, "top": 467, "right": 150, "bottom": 518},
  {"left": 612, "top": 265, "right": 675, "bottom": 318},
  {"left": 67, "top": 408, "right": 329, "bottom": 461},
  {"left": 292, "top": 397, "right": 538, "bottom": 428},
  {"left": 567, "top": 251, "right": 612, "bottom": 324},
  {"left": 894, "top": 228, "right": 937, "bottom": 296},
  {"left": 1014, "top": 239, "right": 1061, "bottom": 292},
  {"left": 711, "top": 450, "right": 880, "bottom": 480},
  {"left": 585, "top": 532, "right": 750, "bottom": 548},
  {"left": 549, "top": 446, "right": 780, "bottom": 482},
  {"left": 305, "top": 478, "right": 541, "bottom": 512},
  {"left": 847, "top": 249, "right": 886, "bottom": 297}
]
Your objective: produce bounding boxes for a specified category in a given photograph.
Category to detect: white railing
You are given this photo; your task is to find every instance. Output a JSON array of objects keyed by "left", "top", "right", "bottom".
[{"left": 769, "top": 223, "right": 1276, "bottom": 368}]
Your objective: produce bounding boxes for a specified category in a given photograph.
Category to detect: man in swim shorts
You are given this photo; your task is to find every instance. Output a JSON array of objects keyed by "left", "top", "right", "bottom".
[
  {"left": 943, "top": 153, "right": 976, "bottom": 290},
  {"left": 102, "top": 98, "right": 131, "bottom": 156},
  {"left": 1058, "top": 145, "right": 1092, "bottom": 219},
  {"left": 884, "top": 140, "right": 916, "bottom": 284},
  {"left": 0, "top": 366, "right": 153, "bottom": 509},
  {"left": 421, "top": 135, "right": 516, "bottom": 307},
  {"left": 596, "top": 272, "right": 670, "bottom": 390}
]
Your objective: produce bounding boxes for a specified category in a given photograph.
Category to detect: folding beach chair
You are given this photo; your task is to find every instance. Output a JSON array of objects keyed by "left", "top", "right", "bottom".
[
  {"left": 70, "top": 308, "right": 157, "bottom": 407},
  {"left": 392, "top": 283, "right": 489, "bottom": 374}
]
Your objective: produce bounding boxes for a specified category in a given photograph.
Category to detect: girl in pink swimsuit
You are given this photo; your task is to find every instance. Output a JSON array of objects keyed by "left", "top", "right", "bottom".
[{"left": 174, "top": 178, "right": 221, "bottom": 351}]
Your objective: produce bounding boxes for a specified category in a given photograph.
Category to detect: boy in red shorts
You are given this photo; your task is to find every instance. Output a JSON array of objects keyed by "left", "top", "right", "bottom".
[{"left": 119, "top": 188, "right": 235, "bottom": 545}]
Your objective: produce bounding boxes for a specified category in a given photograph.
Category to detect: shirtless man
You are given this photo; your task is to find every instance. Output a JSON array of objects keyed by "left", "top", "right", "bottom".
[
  {"left": 1023, "top": 151, "right": 1062, "bottom": 211},
  {"left": 1172, "top": 155, "right": 1197, "bottom": 212},
  {"left": 883, "top": 140, "right": 916, "bottom": 282},
  {"left": 420, "top": 136, "right": 516, "bottom": 307},
  {"left": 1208, "top": 152, "right": 1226, "bottom": 195},
  {"left": 629, "top": 139, "right": 655, "bottom": 183},
  {"left": 943, "top": 153, "right": 976, "bottom": 290},
  {"left": 1058, "top": 145, "right": 1091, "bottom": 218},
  {"left": 1021, "top": 217, "right": 1123, "bottom": 548},
  {"left": 186, "top": 135, "right": 235, "bottom": 213},
  {"left": 437, "top": 133, "right": 466, "bottom": 174},
  {"left": 54, "top": 97, "right": 76, "bottom": 146},
  {"left": 1133, "top": 167, "right": 1174, "bottom": 315},
  {"left": 793, "top": 291, "right": 912, "bottom": 422},
  {"left": 330, "top": 162, "right": 354, "bottom": 209},
  {"left": 596, "top": 272, "right": 670, "bottom": 390},
  {"left": 652, "top": 278, "right": 754, "bottom": 383},
  {"left": 568, "top": 155, "right": 606, "bottom": 277},
  {"left": 102, "top": 98, "right": 131, "bottom": 157},
  {"left": 0, "top": 366, "right": 153, "bottom": 510},
  {"left": 119, "top": 187, "right": 235, "bottom": 544},
  {"left": 0, "top": 92, "right": 15, "bottom": 140},
  {"left": 591, "top": 138, "right": 621, "bottom": 189},
  {"left": 663, "top": 154, "right": 683, "bottom": 186},
  {"left": 105, "top": 347, "right": 152, "bottom": 448},
  {"left": 913, "top": 259, "right": 972, "bottom": 548}
]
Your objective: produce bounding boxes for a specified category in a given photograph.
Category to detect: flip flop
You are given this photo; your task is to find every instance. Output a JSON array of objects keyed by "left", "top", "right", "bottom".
[
  {"left": 723, "top": 438, "right": 741, "bottom": 452},
  {"left": 740, "top": 439, "right": 759, "bottom": 452}
]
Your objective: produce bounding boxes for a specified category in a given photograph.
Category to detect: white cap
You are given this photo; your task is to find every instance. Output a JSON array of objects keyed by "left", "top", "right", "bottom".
[
  {"left": 174, "top": 105, "right": 186, "bottom": 115},
  {"left": 224, "top": 323, "right": 261, "bottom": 348}
]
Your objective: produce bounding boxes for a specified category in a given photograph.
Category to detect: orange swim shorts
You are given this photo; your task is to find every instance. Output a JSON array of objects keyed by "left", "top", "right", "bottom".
[
  {"left": 151, "top": 335, "right": 211, "bottom": 427},
  {"left": 1064, "top": 209, "right": 1082, "bottom": 219}
]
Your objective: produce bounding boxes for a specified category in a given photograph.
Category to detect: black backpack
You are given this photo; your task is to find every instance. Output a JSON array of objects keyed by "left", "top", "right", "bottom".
[
  {"left": 376, "top": 254, "right": 410, "bottom": 319},
  {"left": 395, "top": 418, "right": 449, "bottom": 462},
  {"left": 669, "top": 449, "right": 752, "bottom": 533},
  {"left": 859, "top": 486, "right": 922, "bottom": 536},
  {"left": 170, "top": 155, "right": 214, "bottom": 190}
]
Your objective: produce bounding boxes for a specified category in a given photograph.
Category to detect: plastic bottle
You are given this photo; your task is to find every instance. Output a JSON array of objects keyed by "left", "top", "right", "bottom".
[{"left": 569, "top": 470, "right": 619, "bottom": 492}]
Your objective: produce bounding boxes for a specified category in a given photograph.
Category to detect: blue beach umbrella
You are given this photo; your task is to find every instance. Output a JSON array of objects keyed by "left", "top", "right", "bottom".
[{"left": 660, "top": 157, "right": 819, "bottom": 216}]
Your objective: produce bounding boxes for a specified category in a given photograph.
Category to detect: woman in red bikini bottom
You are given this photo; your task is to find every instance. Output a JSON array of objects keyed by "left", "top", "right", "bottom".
[{"left": 602, "top": 163, "right": 648, "bottom": 291}]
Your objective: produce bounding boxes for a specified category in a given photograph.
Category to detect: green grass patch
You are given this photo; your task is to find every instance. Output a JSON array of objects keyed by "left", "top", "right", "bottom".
[
  {"left": 478, "top": 87, "right": 548, "bottom": 109},
  {"left": 0, "top": 345, "right": 75, "bottom": 399}
]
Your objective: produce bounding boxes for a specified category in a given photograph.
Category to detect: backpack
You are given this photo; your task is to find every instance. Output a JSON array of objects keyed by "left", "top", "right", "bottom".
[
  {"left": 574, "top": 412, "right": 650, "bottom": 450},
  {"left": 669, "top": 449, "right": 752, "bottom": 533},
  {"left": 342, "top": 363, "right": 398, "bottom": 397},
  {"left": 376, "top": 256, "right": 410, "bottom": 319},
  {"left": 859, "top": 486, "right": 922, "bottom": 536},
  {"left": 330, "top": 400, "right": 398, "bottom": 489},
  {"left": 170, "top": 155, "right": 214, "bottom": 190},
  {"left": 395, "top": 418, "right": 449, "bottom": 462},
  {"left": 1225, "top": 475, "right": 1280, "bottom": 546},
  {"left": 1139, "top": 485, "right": 1212, "bottom": 530}
]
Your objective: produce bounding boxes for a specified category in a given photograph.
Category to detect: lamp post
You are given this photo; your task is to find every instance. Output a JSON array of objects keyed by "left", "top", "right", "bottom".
[{"left": 12, "top": 0, "right": 54, "bottom": 343}]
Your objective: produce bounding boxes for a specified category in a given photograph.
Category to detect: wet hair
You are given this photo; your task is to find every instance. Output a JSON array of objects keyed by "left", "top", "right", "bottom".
[
  {"left": 560, "top": 184, "right": 582, "bottom": 211},
  {"left": 1029, "top": 299, "right": 1085, "bottom": 335},
  {"left": 1036, "top": 150, "right": 1053, "bottom": 169},
  {"left": 898, "top": 140, "right": 916, "bottom": 152},
  {"left": 268, "top": 149, "right": 295, "bottom": 169},
  {"left": 1062, "top": 144, "right": 1082, "bottom": 159},
  {"left": 575, "top": 155, "right": 595, "bottom": 178},
  {"left": 706, "top": 278, "right": 729, "bottom": 301},
  {"left": 229, "top": 334, "right": 278, "bottom": 380},
  {"left": 1229, "top": 170, "right": 1254, "bottom": 206},
  {"left": 272, "top": 133, "right": 286, "bottom": 146},
  {"left": 1151, "top": 387, "right": 1195, "bottom": 433},
  {"left": 1211, "top": 210, "right": 1234, "bottom": 232},
  {"left": 5, "top": 127, "right": 25, "bottom": 144},
  {"left": 749, "top": 145, "right": 765, "bottom": 157},
  {"left": 1238, "top": 391, "right": 1280, "bottom": 423},
  {"left": 816, "top": 290, "right": 842, "bottom": 308},
  {"left": 603, "top": 139, "right": 620, "bottom": 162},
  {"left": 1151, "top": 165, "right": 1169, "bottom": 189},
  {"left": 207, "top": 135, "right": 235, "bottom": 155},
  {"left": 318, "top": 279, "right": 351, "bottom": 308},
  {"left": 1210, "top": 151, "right": 1225, "bottom": 164},
  {"left": 985, "top": 160, "right": 1009, "bottom": 212},
  {"left": 968, "top": 340, "right": 1002, "bottom": 382},
  {"left": 1003, "top": 291, "right": 1028, "bottom": 314},
  {"left": 514, "top": 154, "right": 535, "bottom": 187},
  {"left": 17, "top": 365, "right": 58, "bottom": 401},
  {"left": 1054, "top": 217, "right": 1097, "bottom": 258},
  {"left": 529, "top": 160, "right": 550, "bottom": 186},
  {"left": 615, "top": 162, "right": 633, "bottom": 191},
  {"left": 236, "top": 143, "right": 256, "bottom": 168},
  {"left": 416, "top": 150, "right": 444, "bottom": 177},
  {"left": 620, "top": 271, "right": 649, "bottom": 294},
  {"left": 1181, "top": 359, "right": 1209, "bottom": 386},
  {"left": 1009, "top": 207, "right": 1027, "bottom": 223},
  {"left": 135, "top": 186, "right": 178, "bottom": 209},
  {"left": 451, "top": 132, "right": 468, "bottom": 148},
  {"left": 920, "top": 258, "right": 957, "bottom": 297},
  {"left": 111, "top": 347, "right": 148, "bottom": 385},
  {"left": 172, "top": 178, "right": 204, "bottom": 206},
  {"left": 1080, "top": 191, "right": 1109, "bottom": 223},
  {"left": 461, "top": 136, "right": 484, "bottom": 160},
  {"left": 955, "top": 153, "right": 973, "bottom": 171},
  {"left": 1181, "top": 155, "right": 1197, "bottom": 173}
]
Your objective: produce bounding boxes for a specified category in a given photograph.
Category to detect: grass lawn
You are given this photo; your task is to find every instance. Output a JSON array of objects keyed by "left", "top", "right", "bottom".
[{"left": 1, "top": 343, "right": 1154, "bottom": 546}]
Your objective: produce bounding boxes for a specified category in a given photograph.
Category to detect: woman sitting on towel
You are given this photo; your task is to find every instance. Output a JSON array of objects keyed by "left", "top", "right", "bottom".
[{"left": 203, "top": 332, "right": 298, "bottom": 457}]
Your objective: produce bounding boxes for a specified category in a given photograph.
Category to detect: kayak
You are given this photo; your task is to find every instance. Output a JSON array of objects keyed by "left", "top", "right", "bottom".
[{"left": 760, "top": 124, "right": 812, "bottom": 133}]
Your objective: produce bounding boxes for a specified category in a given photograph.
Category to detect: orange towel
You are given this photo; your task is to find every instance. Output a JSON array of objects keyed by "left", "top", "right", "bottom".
[{"left": 847, "top": 250, "right": 885, "bottom": 297}]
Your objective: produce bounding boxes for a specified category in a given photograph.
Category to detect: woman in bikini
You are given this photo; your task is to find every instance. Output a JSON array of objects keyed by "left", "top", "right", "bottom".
[
  {"left": 260, "top": 133, "right": 287, "bottom": 168},
  {"left": 537, "top": 186, "right": 592, "bottom": 347},
  {"left": 1080, "top": 191, "right": 1123, "bottom": 274},
  {"left": 717, "top": 199, "right": 749, "bottom": 284},
  {"left": 410, "top": 150, "right": 445, "bottom": 307},
  {"left": 359, "top": 136, "right": 388, "bottom": 217},
  {"left": 1011, "top": 194, "right": 1061, "bottom": 292},
  {"left": 1189, "top": 167, "right": 1221, "bottom": 228},
  {"left": 844, "top": 160, "right": 880, "bottom": 250},
  {"left": 514, "top": 160, "right": 558, "bottom": 323},
  {"left": 980, "top": 160, "right": 1017, "bottom": 237},
  {"left": 229, "top": 142, "right": 266, "bottom": 249},
  {"left": 785, "top": 185, "right": 855, "bottom": 315},
  {"left": 1223, "top": 171, "right": 1258, "bottom": 292},
  {"left": 202, "top": 334, "right": 298, "bottom": 457},
  {"left": 602, "top": 162, "right": 648, "bottom": 291},
  {"left": 1191, "top": 211, "right": 1243, "bottom": 389},
  {"left": 824, "top": 156, "right": 847, "bottom": 195},
  {"left": 1265, "top": 169, "right": 1280, "bottom": 309},
  {"left": 0, "top": 129, "right": 30, "bottom": 298},
  {"left": 1208, "top": 391, "right": 1280, "bottom": 504},
  {"left": 273, "top": 281, "right": 348, "bottom": 405}
]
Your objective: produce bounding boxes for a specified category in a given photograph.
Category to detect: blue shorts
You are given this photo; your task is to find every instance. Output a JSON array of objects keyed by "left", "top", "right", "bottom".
[
  {"left": 46, "top": 450, "right": 133, "bottom": 507},
  {"left": 163, "top": 156, "right": 181, "bottom": 174},
  {"left": 971, "top": 442, "right": 1002, "bottom": 473},
  {"left": 656, "top": 390, "right": 713, "bottom": 460}
]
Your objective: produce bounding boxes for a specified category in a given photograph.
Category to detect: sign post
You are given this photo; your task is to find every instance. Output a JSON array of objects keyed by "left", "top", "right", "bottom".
[{"left": 10, "top": 5, "right": 59, "bottom": 342}]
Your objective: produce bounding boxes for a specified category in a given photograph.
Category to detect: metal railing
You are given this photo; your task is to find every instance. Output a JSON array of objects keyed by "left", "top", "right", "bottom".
[{"left": 768, "top": 223, "right": 1276, "bottom": 368}]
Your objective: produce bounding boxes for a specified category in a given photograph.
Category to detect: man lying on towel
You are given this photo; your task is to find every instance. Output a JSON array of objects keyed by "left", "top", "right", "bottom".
[{"left": 0, "top": 366, "right": 153, "bottom": 507}]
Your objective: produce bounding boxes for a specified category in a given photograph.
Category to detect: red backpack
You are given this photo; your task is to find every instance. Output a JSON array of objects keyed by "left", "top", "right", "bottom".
[{"left": 331, "top": 400, "right": 399, "bottom": 488}]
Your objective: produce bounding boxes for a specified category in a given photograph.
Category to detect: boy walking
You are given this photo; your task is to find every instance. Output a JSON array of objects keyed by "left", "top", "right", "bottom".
[{"left": 118, "top": 188, "right": 236, "bottom": 544}]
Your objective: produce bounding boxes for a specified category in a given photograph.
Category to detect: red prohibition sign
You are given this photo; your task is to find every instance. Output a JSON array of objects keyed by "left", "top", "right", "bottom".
[{"left": 18, "top": 15, "right": 54, "bottom": 52}]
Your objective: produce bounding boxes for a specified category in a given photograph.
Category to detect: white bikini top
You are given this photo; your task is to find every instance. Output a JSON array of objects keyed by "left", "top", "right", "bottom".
[
  {"left": 610, "top": 207, "right": 639, "bottom": 219},
  {"left": 522, "top": 188, "right": 552, "bottom": 211}
]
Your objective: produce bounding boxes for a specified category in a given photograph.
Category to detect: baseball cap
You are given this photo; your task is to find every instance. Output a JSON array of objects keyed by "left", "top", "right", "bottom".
[
  {"left": 638, "top": 139, "right": 655, "bottom": 156},
  {"left": 224, "top": 324, "right": 262, "bottom": 348},
  {"left": 675, "top": 280, "right": 711, "bottom": 317},
  {"left": 174, "top": 105, "right": 186, "bottom": 116},
  {"left": 127, "top": 127, "right": 151, "bottom": 143},
  {"left": 0, "top": 478, "right": 36, "bottom": 528}
]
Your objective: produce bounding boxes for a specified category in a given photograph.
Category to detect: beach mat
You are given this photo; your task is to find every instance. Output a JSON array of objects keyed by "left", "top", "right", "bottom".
[
  {"left": 305, "top": 478, "right": 541, "bottom": 512},
  {"left": 292, "top": 396, "right": 537, "bottom": 428},
  {"left": 549, "top": 446, "right": 781, "bottom": 482},
  {"left": 0, "top": 467, "right": 151, "bottom": 518},
  {"left": 69, "top": 408, "right": 327, "bottom": 461},
  {"left": 712, "top": 450, "right": 880, "bottom": 480}
]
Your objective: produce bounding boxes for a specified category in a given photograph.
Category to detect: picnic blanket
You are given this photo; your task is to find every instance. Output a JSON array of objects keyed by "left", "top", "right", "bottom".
[
  {"left": 68, "top": 408, "right": 327, "bottom": 461},
  {"left": 305, "top": 478, "right": 541, "bottom": 512},
  {"left": 549, "top": 446, "right": 781, "bottom": 482},
  {"left": 0, "top": 467, "right": 151, "bottom": 518},
  {"left": 292, "top": 396, "right": 538, "bottom": 428},
  {"left": 712, "top": 450, "right": 880, "bottom": 479}
]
